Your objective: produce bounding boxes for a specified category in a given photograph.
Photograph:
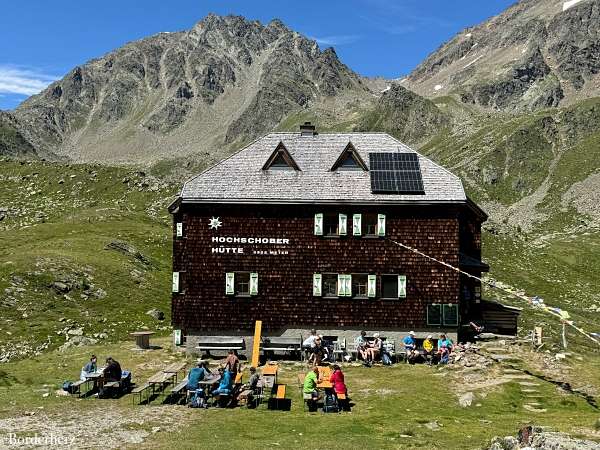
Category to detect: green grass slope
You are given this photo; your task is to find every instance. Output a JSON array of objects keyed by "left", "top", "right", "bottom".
[{"left": 0, "top": 160, "right": 177, "bottom": 360}]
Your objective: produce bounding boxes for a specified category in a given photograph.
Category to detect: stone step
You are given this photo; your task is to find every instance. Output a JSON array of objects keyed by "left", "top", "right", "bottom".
[
  {"left": 502, "top": 368, "right": 522, "bottom": 374},
  {"left": 518, "top": 381, "right": 541, "bottom": 387},
  {"left": 521, "top": 388, "right": 540, "bottom": 393},
  {"left": 523, "top": 404, "right": 547, "bottom": 413}
]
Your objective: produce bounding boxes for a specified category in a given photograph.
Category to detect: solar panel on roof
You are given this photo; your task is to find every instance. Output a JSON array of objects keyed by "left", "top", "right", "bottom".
[{"left": 369, "top": 153, "right": 425, "bottom": 194}]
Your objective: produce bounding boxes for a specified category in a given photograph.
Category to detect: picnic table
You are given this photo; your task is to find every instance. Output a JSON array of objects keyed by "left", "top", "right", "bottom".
[
  {"left": 316, "top": 366, "right": 332, "bottom": 389},
  {"left": 147, "top": 370, "right": 176, "bottom": 397},
  {"left": 163, "top": 362, "right": 187, "bottom": 382},
  {"left": 131, "top": 331, "right": 155, "bottom": 349},
  {"left": 262, "top": 364, "right": 278, "bottom": 388}
]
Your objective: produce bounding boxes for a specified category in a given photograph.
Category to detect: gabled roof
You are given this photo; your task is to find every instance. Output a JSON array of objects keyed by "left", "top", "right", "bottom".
[
  {"left": 330, "top": 142, "right": 368, "bottom": 171},
  {"left": 262, "top": 141, "right": 300, "bottom": 171},
  {"left": 179, "top": 132, "right": 474, "bottom": 207}
]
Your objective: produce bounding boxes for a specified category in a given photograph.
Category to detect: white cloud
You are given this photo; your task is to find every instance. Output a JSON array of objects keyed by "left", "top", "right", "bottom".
[
  {"left": 311, "top": 35, "right": 361, "bottom": 46},
  {"left": 0, "top": 65, "right": 58, "bottom": 96}
]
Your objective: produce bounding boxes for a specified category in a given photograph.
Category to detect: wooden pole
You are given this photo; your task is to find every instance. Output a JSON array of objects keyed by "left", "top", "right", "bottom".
[{"left": 251, "top": 320, "right": 262, "bottom": 368}]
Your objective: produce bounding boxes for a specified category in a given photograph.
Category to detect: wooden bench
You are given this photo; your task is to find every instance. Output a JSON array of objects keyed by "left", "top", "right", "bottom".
[
  {"left": 171, "top": 378, "right": 188, "bottom": 395},
  {"left": 70, "top": 379, "right": 89, "bottom": 397},
  {"left": 268, "top": 384, "right": 290, "bottom": 410},
  {"left": 132, "top": 382, "right": 152, "bottom": 405},
  {"left": 275, "top": 384, "right": 286, "bottom": 399},
  {"left": 261, "top": 337, "right": 302, "bottom": 356},
  {"left": 104, "top": 381, "right": 120, "bottom": 388},
  {"left": 195, "top": 336, "right": 245, "bottom": 355}
]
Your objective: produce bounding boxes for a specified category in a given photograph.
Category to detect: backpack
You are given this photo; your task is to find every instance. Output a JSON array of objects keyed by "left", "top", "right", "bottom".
[
  {"left": 323, "top": 392, "right": 339, "bottom": 413},
  {"left": 189, "top": 389, "right": 206, "bottom": 408},
  {"left": 62, "top": 381, "right": 76, "bottom": 394},
  {"left": 382, "top": 353, "right": 392, "bottom": 366}
]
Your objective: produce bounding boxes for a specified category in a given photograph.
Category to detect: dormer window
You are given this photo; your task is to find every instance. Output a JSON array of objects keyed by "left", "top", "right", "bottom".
[
  {"left": 331, "top": 142, "right": 368, "bottom": 172},
  {"left": 262, "top": 141, "right": 300, "bottom": 171}
]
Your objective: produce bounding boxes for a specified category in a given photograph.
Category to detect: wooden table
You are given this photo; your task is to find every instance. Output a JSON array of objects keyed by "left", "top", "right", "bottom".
[
  {"left": 131, "top": 331, "right": 155, "bottom": 349},
  {"left": 316, "top": 366, "right": 333, "bottom": 389},
  {"left": 262, "top": 364, "right": 278, "bottom": 387},
  {"left": 163, "top": 362, "right": 187, "bottom": 382}
]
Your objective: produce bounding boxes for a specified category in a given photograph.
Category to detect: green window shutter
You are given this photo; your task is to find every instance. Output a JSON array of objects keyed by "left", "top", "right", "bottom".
[
  {"left": 339, "top": 214, "right": 347, "bottom": 236},
  {"left": 176, "top": 222, "right": 183, "bottom": 238},
  {"left": 225, "top": 272, "right": 235, "bottom": 295},
  {"left": 172, "top": 272, "right": 180, "bottom": 293},
  {"left": 367, "top": 275, "right": 377, "bottom": 298},
  {"left": 398, "top": 275, "right": 406, "bottom": 298},
  {"left": 313, "top": 274, "right": 322, "bottom": 297},
  {"left": 314, "top": 213, "right": 323, "bottom": 236},
  {"left": 377, "top": 214, "right": 386, "bottom": 236},
  {"left": 173, "top": 329, "right": 182, "bottom": 346},
  {"left": 249, "top": 273, "right": 259, "bottom": 295},
  {"left": 353, "top": 214, "right": 362, "bottom": 236},
  {"left": 344, "top": 274, "right": 352, "bottom": 296},
  {"left": 337, "top": 274, "right": 344, "bottom": 297}
]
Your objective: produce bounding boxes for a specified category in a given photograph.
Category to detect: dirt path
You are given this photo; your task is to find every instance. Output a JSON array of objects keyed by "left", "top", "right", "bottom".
[{"left": 0, "top": 404, "right": 192, "bottom": 449}]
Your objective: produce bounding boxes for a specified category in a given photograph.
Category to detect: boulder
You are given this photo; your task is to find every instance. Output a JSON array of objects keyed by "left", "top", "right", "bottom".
[
  {"left": 59, "top": 335, "right": 98, "bottom": 352},
  {"left": 146, "top": 308, "right": 165, "bottom": 321},
  {"left": 459, "top": 392, "right": 475, "bottom": 407},
  {"left": 51, "top": 281, "right": 70, "bottom": 293}
]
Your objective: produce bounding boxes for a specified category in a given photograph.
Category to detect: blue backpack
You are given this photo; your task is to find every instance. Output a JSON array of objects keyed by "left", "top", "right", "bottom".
[
  {"left": 382, "top": 353, "right": 392, "bottom": 366},
  {"left": 189, "top": 389, "right": 207, "bottom": 408}
]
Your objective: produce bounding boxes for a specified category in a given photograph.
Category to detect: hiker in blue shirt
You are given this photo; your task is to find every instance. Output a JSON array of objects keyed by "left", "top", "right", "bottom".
[
  {"left": 403, "top": 331, "right": 418, "bottom": 364},
  {"left": 186, "top": 361, "right": 212, "bottom": 391},
  {"left": 80, "top": 354, "right": 97, "bottom": 381},
  {"left": 212, "top": 368, "right": 233, "bottom": 396}
]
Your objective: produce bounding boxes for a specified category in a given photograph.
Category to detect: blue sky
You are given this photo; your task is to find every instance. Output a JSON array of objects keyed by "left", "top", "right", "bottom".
[{"left": 0, "top": 0, "right": 516, "bottom": 110}]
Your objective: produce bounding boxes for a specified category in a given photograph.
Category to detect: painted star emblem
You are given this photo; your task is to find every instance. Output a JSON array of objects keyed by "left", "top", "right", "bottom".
[{"left": 208, "top": 217, "right": 222, "bottom": 230}]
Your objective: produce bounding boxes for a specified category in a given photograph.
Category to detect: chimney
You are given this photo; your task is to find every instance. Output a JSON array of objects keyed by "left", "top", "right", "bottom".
[{"left": 299, "top": 121, "right": 317, "bottom": 137}]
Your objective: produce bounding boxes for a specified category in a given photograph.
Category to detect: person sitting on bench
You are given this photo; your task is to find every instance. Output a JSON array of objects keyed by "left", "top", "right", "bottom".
[
  {"left": 103, "top": 357, "right": 122, "bottom": 382},
  {"left": 423, "top": 335, "right": 435, "bottom": 364},
  {"left": 80, "top": 354, "right": 97, "bottom": 381},
  {"left": 403, "top": 331, "right": 419, "bottom": 364},
  {"left": 366, "top": 333, "right": 382, "bottom": 365},
  {"left": 186, "top": 361, "right": 211, "bottom": 391},
  {"left": 329, "top": 364, "right": 347, "bottom": 397},
  {"left": 303, "top": 366, "right": 321, "bottom": 408},
  {"left": 246, "top": 366, "right": 260, "bottom": 392},
  {"left": 355, "top": 331, "right": 369, "bottom": 364},
  {"left": 212, "top": 367, "right": 233, "bottom": 398}
]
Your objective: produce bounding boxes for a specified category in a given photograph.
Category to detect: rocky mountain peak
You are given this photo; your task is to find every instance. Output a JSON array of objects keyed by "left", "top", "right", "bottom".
[
  {"left": 405, "top": 0, "right": 600, "bottom": 111},
  {"left": 10, "top": 14, "right": 365, "bottom": 164}
]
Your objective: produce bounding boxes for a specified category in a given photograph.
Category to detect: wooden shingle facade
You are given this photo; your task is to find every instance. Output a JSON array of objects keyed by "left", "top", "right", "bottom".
[{"left": 169, "top": 125, "right": 489, "bottom": 348}]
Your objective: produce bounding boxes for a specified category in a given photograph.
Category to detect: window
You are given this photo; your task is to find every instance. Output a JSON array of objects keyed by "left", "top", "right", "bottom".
[
  {"left": 443, "top": 304, "right": 459, "bottom": 326},
  {"left": 323, "top": 274, "right": 338, "bottom": 297},
  {"left": 363, "top": 213, "right": 378, "bottom": 236},
  {"left": 381, "top": 274, "right": 407, "bottom": 299},
  {"left": 262, "top": 141, "right": 300, "bottom": 171},
  {"left": 427, "top": 304, "right": 459, "bottom": 326},
  {"left": 226, "top": 272, "right": 258, "bottom": 296},
  {"left": 352, "top": 274, "right": 368, "bottom": 298},
  {"left": 269, "top": 153, "right": 291, "bottom": 169},
  {"left": 330, "top": 142, "right": 368, "bottom": 171},
  {"left": 324, "top": 214, "right": 339, "bottom": 236},
  {"left": 427, "top": 304, "right": 442, "bottom": 326},
  {"left": 235, "top": 273, "right": 250, "bottom": 296},
  {"left": 381, "top": 275, "right": 397, "bottom": 299}
]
